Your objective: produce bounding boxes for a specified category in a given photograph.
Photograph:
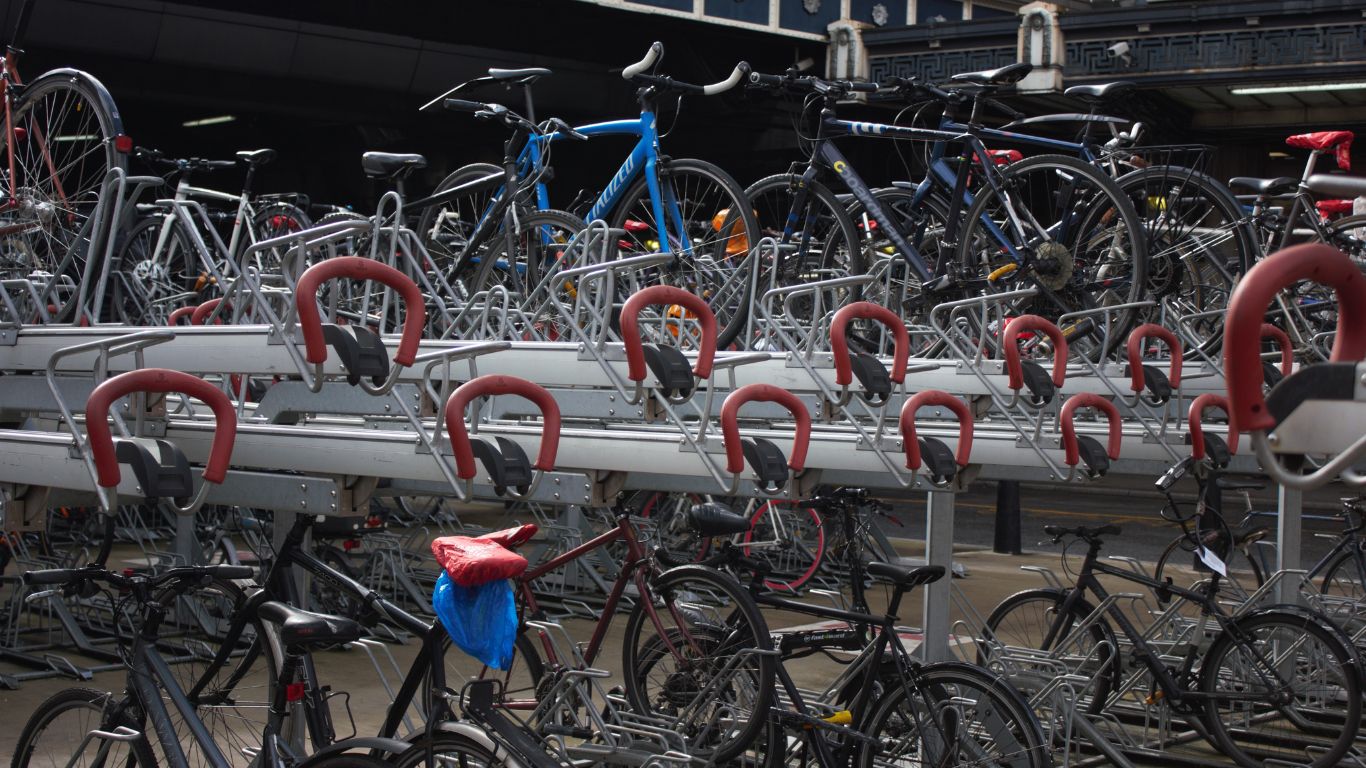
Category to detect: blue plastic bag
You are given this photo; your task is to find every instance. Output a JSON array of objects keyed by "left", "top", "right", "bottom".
[{"left": 432, "top": 571, "right": 517, "bottom": 670}]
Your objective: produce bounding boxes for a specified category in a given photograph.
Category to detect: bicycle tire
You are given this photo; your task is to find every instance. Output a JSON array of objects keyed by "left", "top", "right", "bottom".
[
  {"left": 746, "top": 173, "right": 863, "bottom": 321},
  {"left": 957, "top": 153, "right": 1147, "bottom": 362},
  {"left": 1319, "top": 544, "right": 1366, "bottom": 601},
  {"left": 304, "top": 755, "right": 408, "bottom": 768},
  {"left": 621, "top": 563, "right": 776, "bottom": 764},
  {"left": 1113, "top": 165, "right": 1256, "bottom": 356},
  {"left": 858, "top": 661, "right": 1050, "bottom": 768},
  {"left": 740, "top": 499, "right": 824, "bottom": 593},
  {"left": 250, "top": 200, "right": 313, "bottom": 272},
  {"left": 391, "top": 733, "right": 502, "bottom": 768},
  {"left": 1199, "top": 608, "right": 1362, "bottom": 768},
  {"left": 1323, "top": 212, "right": 1366, "bottom": 259},
  {"left": 608, "top": 158, "right": 759, "bottom": 349},
  {"left": 12, "top": 687, "right": 157, "bottom": 768},
  {"left": 980, "top": 587, "right": 1119, "bottom": 715},
  {"left": 1152, "top": 531, "right": 1265, "bottom": 601},
  {"left": 415, "top": 162, "right": 505, "bottom": 274},
  {"left": 463, "top": 208, "right": 582, "bottom": 300},
  {"left": 155, "top": 575, "right": 283, "bottom": 767},
  {"left": 848, "top": 187, "right": 954, "bottom": 358},
  {"left": 0, "top": 70, "right": 127, "bottom": 282},
  {"left": 109, "top": 215, "right": 200, "bottom": 326}
]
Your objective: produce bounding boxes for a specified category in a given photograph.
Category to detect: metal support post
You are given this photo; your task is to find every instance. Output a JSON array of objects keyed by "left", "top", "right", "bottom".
[
  {"left": 1275, "top": 484, "right": 1303, "bottom": 605},
  {"left": 174, "top": 504, "right": 198, "bottom": 565},
  {"left": 921, "top": 489, "right": 954, "bottom": 662},
  {"left": 993, "top": 480, "right": 1021, "bottom": 555}
]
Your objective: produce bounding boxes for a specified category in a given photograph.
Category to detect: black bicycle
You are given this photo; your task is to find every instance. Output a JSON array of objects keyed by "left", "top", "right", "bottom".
[
  {"left": 12, "top": 563, "right": 396, "bottom": 768},
  {"left": 661, "top": 491, "right": 1050, "bottom": 768},
  {"left": 982, "top": 457, "right": 1363, "bottom": 768}
]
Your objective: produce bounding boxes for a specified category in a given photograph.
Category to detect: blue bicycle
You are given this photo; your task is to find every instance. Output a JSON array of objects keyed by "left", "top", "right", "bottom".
[{"left": 418, "top": 44, "right": 758, "bottom": 347}]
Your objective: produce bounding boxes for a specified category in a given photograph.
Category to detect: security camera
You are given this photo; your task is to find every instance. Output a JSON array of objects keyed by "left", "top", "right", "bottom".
[{"left": 1107, "top": 41, "right": 1130, "bottom": 58}]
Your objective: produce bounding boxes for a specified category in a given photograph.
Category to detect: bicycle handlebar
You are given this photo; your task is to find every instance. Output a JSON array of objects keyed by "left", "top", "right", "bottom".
[
  {"left": 622, "top": 42, "right": 664, "bottom": 79},
  {"left": 1043, "top": 524, "right": 1121, "bottom": 543}
]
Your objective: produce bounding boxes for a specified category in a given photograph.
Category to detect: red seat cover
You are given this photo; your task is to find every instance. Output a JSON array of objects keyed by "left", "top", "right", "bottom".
[
  {"left": 477, "top": 523, "right": 539, "bottom": 549},
  {"left": 431, "top": 533, "right": 530, "bottom": 587},
  {"left": 1317, "top": 199, "right": 1355, "bottom": 219},
  {"left": 1286, "top": 131, "right": 1354, "bottom": 171}
]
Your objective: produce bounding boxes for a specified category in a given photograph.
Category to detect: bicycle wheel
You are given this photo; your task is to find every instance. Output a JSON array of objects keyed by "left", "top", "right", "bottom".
[
  {"left": 859, "top": 661, "right": 1050, "bottom": 768},
  {"left": 461, "top": 208, "right": 582, "bottom": 300},
  {"left": 621, "top": 563, "right": 775, "bottom": 764},
  {"left": 392, "top": 733, "right": 502, "bottom": 768},
  {"left": 109, "top": 215, "right": 200, "bottom": 325},
  {"left": 1115, "top": 165, "right": 1255, "bottom": 356},
  {"left": 1200, "top": 608, "right": 1361, "bottom": 768},
  {"left": 1152, "top": 532, "right": 1265, "bottom": 602},
  {"left": 415, "top": 162, "right": 504, "bottom": 273},
  {"left": 848, "top": 187, "right": 954, "bottom": 358},
  {"left": 746, "top": 173, "right": 862, "bottom": 329},
  {"left": 979, "top": 587, "right": 1119, "bottom": 714},
  {"left": 609, "top": 158, "right": 759, "bottom": 349},
  {"left": 0, "top": 70, "right": 127, "bottom": 282},
  {"left": 308, "top": 756, "right": 408, "bottom": 768},
  {"left": 43, "top": 507, "right": 114, "bottom": 568},
  {"left": 636, "top": 491, "right": 712, "bottom": 563},
  {"left": 249, "top": 200, "right": 312, "bottom": 272},
  {"left": 740, "top": 499, "right": 824, "bottom": 593},
  {"left": 1324, "top": 213, "right": 1366, "bottom": 260},
  {"left": 13, "top": 687, "right": 156, "bottom": 768},
  {"left": 155, "top": 577, "right": 282, "bottom": 767},
  {"left": 1319, "top": 545, "right": 1366, "bottom": 600},
  {"left": 957, "top": 154, "right": 1146, "bottom": 363}
]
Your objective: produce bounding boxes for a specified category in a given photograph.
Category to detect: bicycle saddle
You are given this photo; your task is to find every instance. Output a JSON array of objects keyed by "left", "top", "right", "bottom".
[
  {"left": 687, "top": 502, "right": 752, "bottom": 537},
  {"left": 257, "top": 601, "right": 364, "bottom": 650},
  {"left": 236, "top": 148, "right": 277, "bottom": 166},
  {"left": 1307, "top": 173, "right": 1366, "bottom": 199},
  {"left": 488, "top": 67, "right": 552, "bottom": 83},
  {"left": 1227, "top": 176, "right": 1298, "bottom": 196},
  {"left": 865, "top": 562, "right": 945, "bottom": 588},
  {"left": 361, "top": 151, "right": 427, "bottom": 180},
  {"left": 1063, "top": 81, "right": 1135, "bottom": 103},
  {"left": 950, "top": 62, "right": 1032, "bottom": 87}
]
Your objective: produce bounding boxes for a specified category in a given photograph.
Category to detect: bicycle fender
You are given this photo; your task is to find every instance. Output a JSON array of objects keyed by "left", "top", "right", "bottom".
[
  {"left": 295, "top": 737, "right": 412, "bottom": 765},
  {"left": 19, "top": 68, "right": 127, "bottom": 135}
]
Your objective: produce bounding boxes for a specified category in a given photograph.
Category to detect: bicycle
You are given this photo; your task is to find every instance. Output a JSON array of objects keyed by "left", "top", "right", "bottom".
[
  {"left": 0, "top": 0, "right": 130, "bottom": 287},
  {"left": 418, "top": 44, "right": 759, "bottom": 348},
  {"left": 981, "top": 458, "right": 1362, "bottom": 768},
  {"left": 660, "top": 496, "right": 1049, "bottom": 768},
  {"left": 485, "top": 495, "right": 776, "bottom": 764},
  {"left": 745, "top": 66, "right": 1145, "bottom": 362},
  {"left": 12, "top": 563, "right": 395, "bottom": 768}
]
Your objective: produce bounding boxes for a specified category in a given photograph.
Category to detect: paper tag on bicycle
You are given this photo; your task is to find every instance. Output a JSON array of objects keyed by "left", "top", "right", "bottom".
[{"left": 1197, "top": 546, "right": 1227, "bottom": 577}]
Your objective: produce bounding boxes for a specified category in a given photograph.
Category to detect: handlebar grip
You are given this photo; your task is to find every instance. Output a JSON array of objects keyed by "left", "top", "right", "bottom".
[
  {"left": 443, "top": 98, "right": 487, "bottom": 114},
  {"left": 848, "top": 81, "right": 880, "bottom": 93},
  {"left": 702, "top": 63, "right": 749, "bottom": 96},
  {"left": 830, "top": 302, "right": 908, "bottom": 386},
  {"left": 1126, "top": 323, "right": 1182, "bottom": 391},
  {"left": 1002, "top": 315, "right": 1068, "bottom": 390},
  {"left": 1096, "top": 524, "right": 1122, "bottom": 536},
  {"left": 620, "top": 285, "right": 717, "bottom": 381},
  {"left": 1043, "top": 525, "right": 1064, "bottom": 537},
  {"left": 295, "top": 256, "right": 426, "bottom": 367},
  {"left": 86, "top": 369, "right": 238, "bottom": 487},
  {"left": 207, "top": 160, "right": 237, "bottom": 169},
  {"left": 748, "top": 71, "right": 785, "bottom": 87},
  {"left": 623, "top": 42, "right": 664, "bottom": 79},
  {"left": 23, "top": 568, "right": 81, "bottom": 586},
  {"left": 1225, "top": 243, "right": 1366, "bottom": 432},
  {"left": 209, "top": 565, "right": 256, "bottom": 580},
  {"left": 444, "top": 375, "right": 561, "bottom": 480}
]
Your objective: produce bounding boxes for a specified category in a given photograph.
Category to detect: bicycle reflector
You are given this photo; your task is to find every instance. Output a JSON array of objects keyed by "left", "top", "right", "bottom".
[{"left": 114, "top": 134, "right": 133, "bottom": 154}]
